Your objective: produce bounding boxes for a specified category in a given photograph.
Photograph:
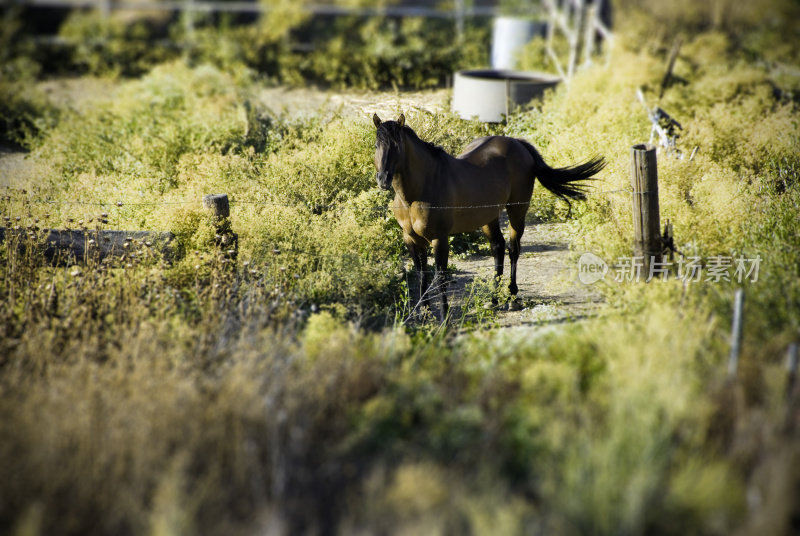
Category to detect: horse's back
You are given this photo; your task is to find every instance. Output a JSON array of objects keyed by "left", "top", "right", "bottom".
[
  {"left": 455, "top": 136, "right": 535, "bottom": 190},
  {"left": 453, "top": 135, "right": 538, "bottom": 212},
  {"left": 457, "top": 136, "right": 526, "bottom": 166},
  {"left": 448, "top": 137, "right": 514, "bottom": 199}
]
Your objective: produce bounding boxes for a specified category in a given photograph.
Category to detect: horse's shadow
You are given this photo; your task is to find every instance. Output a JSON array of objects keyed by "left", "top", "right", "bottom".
[{"left": 521, "top": 242, "right": 566, "bottom": 255}]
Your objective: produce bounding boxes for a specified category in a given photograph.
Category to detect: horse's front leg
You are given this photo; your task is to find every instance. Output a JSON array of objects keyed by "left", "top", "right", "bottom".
[
  {"left": 404, "top": 234, "right": 428, "bottom": 310},
  {"left": 416, "top": 247, "right": 429, "bottom": 308},
  {"left": 432, "top": 237, "right": 450, "bottom": 319}
]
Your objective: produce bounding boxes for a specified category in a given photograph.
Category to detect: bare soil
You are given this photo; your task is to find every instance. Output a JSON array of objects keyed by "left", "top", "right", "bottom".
[
  {"left": 258, "top": 86, "right": 450, "bottom": 121},
  {"left": 445, "top": 221, "right": 602, "bottom": 327},
  {"left": 0, "top": 145, "right": 34, "bottom": 189}
]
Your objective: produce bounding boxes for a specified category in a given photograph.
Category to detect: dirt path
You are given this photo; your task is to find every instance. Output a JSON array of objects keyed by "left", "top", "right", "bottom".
[
  {"left": 0, "top": 145, "right": 33, "bottom": 189},
  {"left": 259, "top": 86, "right": 449, "bottom": 121},
  {"left": 444, "top": 221, "right": 602, "bottom": 327}
]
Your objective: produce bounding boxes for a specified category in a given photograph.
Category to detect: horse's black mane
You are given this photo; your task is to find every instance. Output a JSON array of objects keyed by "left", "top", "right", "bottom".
[{"left": 377, "top": 121, "right": 447, "bottom": 160}]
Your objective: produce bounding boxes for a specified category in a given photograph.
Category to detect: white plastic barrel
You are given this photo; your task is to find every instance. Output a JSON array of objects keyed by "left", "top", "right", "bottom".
[
  {"left": 452, "top": 70, "right": 561, "bottom": 123},
  {"left": 491, "top": 17, "right": 547, "bottom": 70}
]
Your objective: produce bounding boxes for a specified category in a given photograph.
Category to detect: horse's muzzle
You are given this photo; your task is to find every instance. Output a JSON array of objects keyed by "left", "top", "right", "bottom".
[{"left": 376, "top": 171, "right": 393, "bottom": 190}]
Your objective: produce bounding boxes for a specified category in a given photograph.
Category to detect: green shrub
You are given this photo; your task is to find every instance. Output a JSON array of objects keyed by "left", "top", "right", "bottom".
[
  {"left": 16, "top": 62, "right": 409, "bottom": 316},
  {"left": 0, "top": 79, "right": 58, "bottom": 149},
  {"left": 36, "top": 61, "right": 263, "bottom": 198},
  {"left": 0, "top": 51, "right": 58, "bottom": 149},
  {"left": 59, "top": 11, "right": 175, "bottom": 76},
  {"left": 295, "top": 16, "right": 488, "bottom": 89},
  {"left": 50, "top": 6, "right": 489, "bottom": 89}
]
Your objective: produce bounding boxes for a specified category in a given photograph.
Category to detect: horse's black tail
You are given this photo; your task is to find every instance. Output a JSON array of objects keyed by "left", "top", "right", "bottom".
[{"left": 521, "top": 140, "right": 606, "bottom": 203}]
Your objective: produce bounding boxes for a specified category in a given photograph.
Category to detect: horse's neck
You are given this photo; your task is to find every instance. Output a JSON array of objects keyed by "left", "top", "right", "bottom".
[{"left": 397, "top": 132, "right": 443, "bottom": 203}]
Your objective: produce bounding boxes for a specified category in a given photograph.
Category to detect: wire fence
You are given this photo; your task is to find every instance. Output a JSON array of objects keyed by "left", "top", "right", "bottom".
[
  {"left": 1, "top": 187, "right": 632, "bottom": 213},
  {"left": 0, "top": 184, "right": 633, "bottom": 297}
]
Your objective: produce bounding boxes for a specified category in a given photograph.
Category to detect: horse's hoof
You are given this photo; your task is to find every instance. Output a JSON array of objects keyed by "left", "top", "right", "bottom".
[{"left": 509, "top": 297, "right": 524, "bottom": 311}]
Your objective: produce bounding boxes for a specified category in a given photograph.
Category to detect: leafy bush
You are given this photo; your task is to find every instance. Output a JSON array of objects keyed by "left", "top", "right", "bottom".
[
  {"left": 0, "top": 269, "right": 750, "bottom": 534},
  {"left": 17, "top": 62, "right": 408, "bottom": 315},
  {"left": 58, "top": 11, "right": 175, "bottom": 76},
  {"left": 0, "top": 50, "right": 58, "bottom": 149},
  {"left": 29, "top": 4, "right": 491, "bottom": 90},
  {"left": 298, "top": 16, "right": 488, "bottom": 89},
  {"left": 37, "top": 61, "right": 262, "bottom": 196},
  {"left": 0, "top": 78, "right": 59, "bottom": 149}
]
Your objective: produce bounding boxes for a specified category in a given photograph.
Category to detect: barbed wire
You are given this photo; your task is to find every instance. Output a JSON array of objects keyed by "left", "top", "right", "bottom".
[
  {"left": 8, "top": 199, "right": 198, "bottom": 207},
  {"left": 1, "top": 187, "right": 633, "bottom": 213}
]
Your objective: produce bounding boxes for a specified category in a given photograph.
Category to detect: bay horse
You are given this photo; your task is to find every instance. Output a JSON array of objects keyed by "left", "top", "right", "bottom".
[{"left": 373, "top": 113, "right": 605, "bottom": 317}]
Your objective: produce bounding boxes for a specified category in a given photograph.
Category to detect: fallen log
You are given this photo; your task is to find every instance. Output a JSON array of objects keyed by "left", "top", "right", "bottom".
[{"left": 0, "top": 227, "right": 176, "bottom": 265}]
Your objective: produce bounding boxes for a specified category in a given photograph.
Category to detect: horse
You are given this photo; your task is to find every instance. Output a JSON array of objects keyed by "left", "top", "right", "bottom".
[{"left": 373, "top": 113, "right": 605, "bottom": 318}]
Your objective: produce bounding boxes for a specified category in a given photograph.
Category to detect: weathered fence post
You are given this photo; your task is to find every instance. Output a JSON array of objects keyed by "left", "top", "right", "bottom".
[
  {"left": 786, "top": 343, "right": 799, "bottom": 400},
  {"left": 631, "top": 143, "right": 661, "bottom": 280},
  {"left": 99, "top": 0, "right": 112, "bottom": 19},
  {"left": 727, "top": 289, "right": 745, "bottom": 379},
  {"left": 184, "top": 0, "right": 195, "bottom": 36},
  {"left": 659, "top": 37, "right": 683, "bottom": 99},
  {"left": 203, "top": 193, "right": 230, "bottom": 220},
  {"left": 203, "top": 194, "right": 238, "bottom": 261},
  {"left": 454, "top": 0, "right": 465, "bottom": 39},
  {"left": 582, "top": 1, "right": 597, "bottom": 68}
]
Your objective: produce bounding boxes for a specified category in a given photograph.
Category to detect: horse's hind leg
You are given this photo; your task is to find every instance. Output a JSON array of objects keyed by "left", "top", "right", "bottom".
[
  {"left": 506, "top": 203, "right": 529, "bottom": 310},
  {"left": 432, "top": 237, "right": 450, "bottom": 319},
  {"left": 482, "top": 219, "right": 506, "bottom": 305}
]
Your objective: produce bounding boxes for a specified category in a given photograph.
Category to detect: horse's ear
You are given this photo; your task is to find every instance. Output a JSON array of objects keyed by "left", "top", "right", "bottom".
[
  {"left": 397, "top": 113, "right": 405, "bottom": 127},
  {"left": 373, "top": 113, "right": 382, "bottom": 128}
]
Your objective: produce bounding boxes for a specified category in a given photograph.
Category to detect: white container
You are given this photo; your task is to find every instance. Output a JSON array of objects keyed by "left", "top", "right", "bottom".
[
  {"left": 491, "top": 16, "right": 547, "bottom": 70},
  {"left": 452, "top": 70, "right": 561, "bottom": 123}
]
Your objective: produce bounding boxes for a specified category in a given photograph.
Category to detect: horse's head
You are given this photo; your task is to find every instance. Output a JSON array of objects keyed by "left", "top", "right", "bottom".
[{"left": 373, "top": 113, "right": 406, "bottom": 191}]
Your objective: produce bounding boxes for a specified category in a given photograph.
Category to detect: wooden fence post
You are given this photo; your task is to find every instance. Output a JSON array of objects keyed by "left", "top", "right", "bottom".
[
  {"left": 454, "top": 0, "right": 465, "bottom": 39},
  {"left": 184, "top": 0, "right": 195, "bottom": 37},
  {"left": 631, "top": 143, "right": 661, "bottom": 280},
  {"left": 727, "top": 289, "right": 745, "bottom": 379},
  {"left": 786, "top": 343, "right": 799, "bottom": 400},
  {"left": 99, "top": 0, "right": 111, "bottom": 18},
  {"left": 203, "top": 193, "right": 230, "bottom": 220},
  {"left": 659, "top": 37, "right": 683, "bottom": 99},
  {"left": 203, "top": 194, "right": 237, "bottom": 261}
]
